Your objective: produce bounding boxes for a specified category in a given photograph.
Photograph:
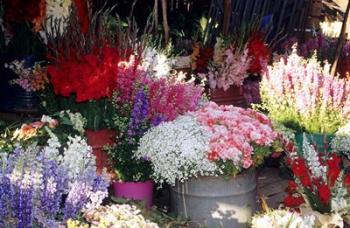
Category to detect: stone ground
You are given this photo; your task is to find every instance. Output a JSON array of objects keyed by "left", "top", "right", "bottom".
[{"left": 257, "top": 167, "right": 288, "bottom": 209}]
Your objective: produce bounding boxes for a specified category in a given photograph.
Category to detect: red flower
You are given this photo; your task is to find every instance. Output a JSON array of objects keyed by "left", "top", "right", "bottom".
[
  {"left": 291, "top": 158, "right": 308, "bottom": 178},
  {"left": 300, "top": 175, "right": 312, "bottom": 188},
  {"left": 318, "top": 184, "right": 331, "bottom": 205},
  {"left": 345, "top": 174, "right": 350, "bottom": 186},
  {"left": 73, "top": 0, "right": 90, "bottom": 34},
  {"left": 208, "top": 150, "right": 219, "bottom": 161},
  {"left": 247, "top": 35, "right": 271, "bottom": 74},
  {"left": 196, "top": 47, "right": 214, "bottom": 73},
  {"left": 284, "top": 194, "right": 305, "bottom": 208},
  {"left": 287, "top": 180, "right": 298, "bottom": 192},
  {"left": 327, "top": 154, "right": 341, "bottom": 187}
]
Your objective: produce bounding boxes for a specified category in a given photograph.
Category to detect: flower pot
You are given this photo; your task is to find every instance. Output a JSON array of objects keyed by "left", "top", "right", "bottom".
[
  {"left": 113, "top": 180, "right": 154, "bottom": 208},
  {"left": 86, "top": 129, "right": 115, "bottom": 174},
  {"left": 295, "top": 133, "right": 333, "bottom": 154},
  {"left": 210, "top": 86, "right": 246, "bottom": 107},
  {"left": 171, "top": 170, "right": 257, "bottom": 228}
]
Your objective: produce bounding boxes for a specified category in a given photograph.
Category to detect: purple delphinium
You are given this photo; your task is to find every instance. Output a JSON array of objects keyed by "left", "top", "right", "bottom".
[
  {"left": 151, "top": 115, "right": 166, "bottom": 127},
  {"left": 128, "top": 88, "right": 149, "bottom": 136}
]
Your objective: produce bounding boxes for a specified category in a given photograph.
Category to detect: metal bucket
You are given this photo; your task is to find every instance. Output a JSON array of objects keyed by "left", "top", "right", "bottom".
[{"left": 171, "top": 170, "right": 257, "bottom": 228}]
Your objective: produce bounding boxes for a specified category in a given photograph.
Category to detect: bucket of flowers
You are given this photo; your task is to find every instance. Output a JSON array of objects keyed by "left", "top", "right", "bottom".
[
  {"left": 259, "top": 49, "right": 350, "bottom": 153},
  {"left": 0, "top": 113, "right": 110, "bottom": 227},
  {"left": 283, "top": 134, "right": 350, "bottom": 227},
  {"left": 106, "top": 57, "right": 203, "bottom": 208},
  {"left": 135, "top": 101, "right": 280, "bottom": 227}
]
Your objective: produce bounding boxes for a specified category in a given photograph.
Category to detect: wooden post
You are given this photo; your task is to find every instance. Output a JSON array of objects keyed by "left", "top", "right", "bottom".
[
  {"left": 223, "top": 0, "right": 232, "bottom": 35},
  {"left": 331, "top": 0, "right": 350, "bottom": 77},
  {"left": 154, "top": 0, "right": 159, "bottom": 30},
  {"left": 161, "top": 0, "right": 170, "bottom": 45}
]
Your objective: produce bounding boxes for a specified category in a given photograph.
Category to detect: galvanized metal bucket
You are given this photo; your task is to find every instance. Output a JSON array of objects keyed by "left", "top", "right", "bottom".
[{"left": 171, "top": 170, "right": 257, "bottom": 228}]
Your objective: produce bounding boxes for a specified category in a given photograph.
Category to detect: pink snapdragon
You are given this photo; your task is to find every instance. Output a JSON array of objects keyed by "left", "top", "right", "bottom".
[{"left": 193, "top": 102, "right": 277, "bottom": 169}]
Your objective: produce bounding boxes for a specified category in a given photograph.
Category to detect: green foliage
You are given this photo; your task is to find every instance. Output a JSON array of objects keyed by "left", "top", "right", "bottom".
[{"left": 304, "top": 188, "right": 331, "bottom": 214}]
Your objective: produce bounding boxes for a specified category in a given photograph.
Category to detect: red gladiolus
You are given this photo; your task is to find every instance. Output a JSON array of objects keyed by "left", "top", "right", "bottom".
[
  {"left": 287, "top": 180, "right": 298, "bottom": 192},
  {"left": 73, "top": 0, "right": 90, "bottom": 34},
  {"left": 345, "top": 174, "right": 350, "bottom": 186},
  {"left": 291, "top": 159, "right": 308, "bottom": 178},
  {"left": 284, "top": 194, "right": 305, "bottom": 208},
  {"left": 247, "top": 35, "right": 271, "bottom": 74},
  {"left": 327, "top": 154, "right": 341, "bottom": 187},
  {"left": 318, "top": 184, "right": 331, "bottom": 204},
  {"left": 300, "top": 175, "right": 312, "bottom": 188},
  {"left": 48, "top": 46, "right": 121, "bottom": 102},
  {"left": 196, "top": 47, "right": 214, "bottom": 73}
]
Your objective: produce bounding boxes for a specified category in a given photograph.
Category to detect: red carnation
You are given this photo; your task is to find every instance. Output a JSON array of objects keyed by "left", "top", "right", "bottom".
[
  {"left": 318, "top": 184, "right": 331, "bottom": 204},
  {"left": 284, "top": 194, "right": 305, "bottom": 208}
]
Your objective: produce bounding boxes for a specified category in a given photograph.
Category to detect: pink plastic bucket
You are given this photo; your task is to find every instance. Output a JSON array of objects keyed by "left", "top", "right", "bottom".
[{"left": 113, "top": 180, "right": 154, "bottom": 208}]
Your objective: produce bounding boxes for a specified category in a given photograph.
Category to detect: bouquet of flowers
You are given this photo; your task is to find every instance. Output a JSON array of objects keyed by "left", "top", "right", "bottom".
[
  {"left": 259, "top": 49, "right": 350, "bottom": 134},
  {"left": 198, "top": 38, "right": 251, "bottom": 91},
  {"left": 108, "top": 59, "right": 204, "bottom": 182},
  {"left": 0, "top": 131, "right": 110, "bottom": 227},
  {"left": 67, "top": 204, "right": 159, "bottom": 228},
  {"left": 6, "top": 59, "right": 48, "bottom": 92},
  {"left": 331, "top": 122, "right": 350, "bottom": 159},
  {"left": 284, "top": 134, "right": 350, "bottom": 217},
  {"left": 135, "top": 102, "right": 278, "bottom": 186},
  {"left": 0, "top": 111, "right": 86, "bottom": 153},
  {"left": 251, "top": 209, "right": 316, "bottom": 228}
]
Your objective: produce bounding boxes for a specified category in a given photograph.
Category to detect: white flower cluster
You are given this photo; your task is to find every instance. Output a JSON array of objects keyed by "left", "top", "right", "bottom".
[
  {"left": 61, "top": 136, "right": 95, "bottom": 186},
  {"left": 84, "top": 204, "right": 159, "bottom": 228},
  {"left": 331, "top": 173, "right": 349, "bottom": 214},
  {"left": 331, "top": 122, "right": 350, "bottom": 158},
  {"left": 60, "top": 110, "right": 87, "bottom": 134},
  {"left": 135, "top": 115, "right": 217, "bottom": 186},
  {"left": 45, "top": 0, "right": 72, "bottom": 36},
  {"left": 251, "top": 209, "right": 315, "bottom": 228},
  {"left": 141, "top": 47, "right": 174, "bottom": 79},
  {"left": 302, "top": 134, "right": 327, "bottom": 181}
]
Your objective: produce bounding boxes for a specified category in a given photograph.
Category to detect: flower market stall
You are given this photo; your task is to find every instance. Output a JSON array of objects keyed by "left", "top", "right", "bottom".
[{"left": 1, "top": 0, "right": 350, "bottom": 227}]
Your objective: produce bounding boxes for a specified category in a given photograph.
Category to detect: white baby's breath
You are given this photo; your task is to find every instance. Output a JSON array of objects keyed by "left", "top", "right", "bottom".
[{"left": 135, "top": 115, "right": 217, "bottom": 186}]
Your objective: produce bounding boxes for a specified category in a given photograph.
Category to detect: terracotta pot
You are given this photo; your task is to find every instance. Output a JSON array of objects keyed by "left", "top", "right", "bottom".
[
  {"left": 210, "top": 86, "right": 246, "bottom": 107},
  {"left": 86, "top": 129, "right": 115, "bottom": 174},
  {"left": 113, "top": 180, "right": 154, "bottom": 208}
]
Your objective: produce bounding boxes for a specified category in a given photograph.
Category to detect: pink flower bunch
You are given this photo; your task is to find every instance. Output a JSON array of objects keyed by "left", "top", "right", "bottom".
[
  {"left": 206, "top": 48, "right": 251, "bottom": 91},
  {"left": 261, "top": 50, "right": 350, "bottom": 134},
  {"left": 193, "top": 102, "right": 277, "bottom": 169},
  {"left": 148, "top": 78, "right": 203, "bottom": 122},
  {"left": 113, "top": 56, "right": 203, "bottom": 123},
  {"left": 114, "top": 56, "right": 149, "bottom": 104}
]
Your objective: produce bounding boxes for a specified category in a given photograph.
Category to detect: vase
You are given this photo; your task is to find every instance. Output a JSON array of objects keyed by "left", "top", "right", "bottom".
[
  {"left": 170, "top": 170, "right": 257, "bottom": 228},
  {"left": 210, "top": 86, "right": 246, "bottom": 107},
  {"left": 295, "top": 133, "right": 333, "bottom": 154},
  {"left": 85, "top": 129, "right": 115, "bottom": 174},
  {"left": 113, "top": 180, "right": 154, "bottom": 208}
]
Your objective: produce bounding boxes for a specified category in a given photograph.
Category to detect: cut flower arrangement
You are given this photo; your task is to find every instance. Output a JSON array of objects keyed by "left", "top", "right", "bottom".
[
  {"left": 259, "top": 49, "right": 350, "bottom": 134},
  {"left": 135, "top": 102, "right": 278, "bottom": 186},
  {"left": 0, "top": 115, "right": 110, "bottom": 227},
  {"left": 284, "top": 134, "right": 350, "bottom": 226},
  {"left": 108, "top": 57, "right": 204, "bottom": 182}
]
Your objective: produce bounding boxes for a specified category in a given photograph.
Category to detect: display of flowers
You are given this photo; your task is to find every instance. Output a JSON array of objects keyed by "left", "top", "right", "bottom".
[
  {"left": 81, "top": 204, "right": 159, "bottom": 228},
  {"left": 284, "top": 134, "right": 350, "bottom": 216},
  {"left": 6, "top": 60, "right": 48, "bottom": 92},
  {"left": 45, "top": 0, "right": 72, "bottom": 36},
  {"left": 331, "top": 122, "right": 350, "bottom": 159},
  {"left": 251, "top": 209, "right": 315, "bottom": 228},
  {"left": 0, "top": 111, "right": 86, "bottom": 153},
  {"left": 141, "top": 47, "right": 175, "bottom": 79},
  {"left": 246, "top": 35, "right": 270, "bottom": 75},
  {"left": 135, "top": 102, "right": 278, "bottom": 186},
  {"left": 260, "top": 49, "right": 350, "bottom": 134},
  {"left": 199, "top": 40, "right": 251, "bottom": 91},
  {"left": 0, "top": 134, "right": 110, "bottom": 227}
]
